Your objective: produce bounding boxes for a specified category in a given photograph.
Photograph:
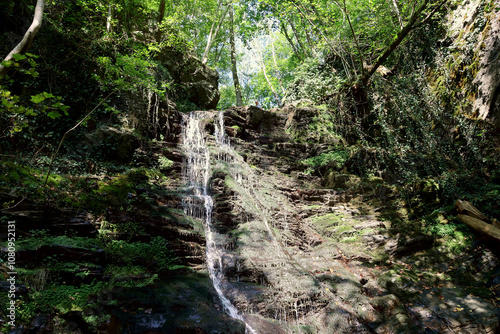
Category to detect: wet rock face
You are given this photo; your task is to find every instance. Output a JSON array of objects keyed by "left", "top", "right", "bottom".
[
  {"left": 470, "top": 7, "right": 500, "bottom": 128},
  {"left": 108, "top": 275, "right": 246, "bottom": 334},
  {"left": 199, "top": 107, "right": 500, "bottom": 334},
  {"left": 124, "top": 92, "right": 182, "bottom": 139},
  {"left": 19, "top": 105, "right": 499, "bottom": 333}
]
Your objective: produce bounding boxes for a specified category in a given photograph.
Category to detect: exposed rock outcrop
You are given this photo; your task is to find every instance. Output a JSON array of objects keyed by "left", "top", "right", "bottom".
[
  {"left": 447, "top": 1, "right": 500, "bottom": 128},
  {"left": 189, "top": 106, "right": 500, "bottom": 334},
  {"left": 160, "top": 47, "right": 220, "bottom": 110}
]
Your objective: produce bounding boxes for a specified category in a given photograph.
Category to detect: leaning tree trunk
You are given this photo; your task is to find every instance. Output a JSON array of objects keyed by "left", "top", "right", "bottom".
[
  {"left": 201, "top": 0, "right": 229, "bottom": 65},
  {"left": 0, "top": 0, "right": 45, "bottom": 77},
  {"left": 229, "top": 3, "right": 243, "bottom": 107},
  {"left": 360, "top": 0, "right": 447, "bottom": 85}
]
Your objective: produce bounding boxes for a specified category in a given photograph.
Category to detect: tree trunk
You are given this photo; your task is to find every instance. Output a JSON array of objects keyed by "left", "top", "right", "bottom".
[
  {"left": 0, "top": 0, "right": 45, "bottom": 77},
  {"left": 156, "top": 0, "right": 166, "bottom": 43},
  {"left": 253, "top": 39, "right": 280, "bottom": 105},
  {"left": 360, "top": 0, "right": 447, "bottom": 85},
  {"left": 455, "top": 200, "right": 500, "bottom": 241},
  {"left": 270, "top": 32, "right": 285, "bottom": 94},
  {"left": 343, "top": 0, "right": 365, "bottom": 76},
  {"left": 360, "top": 0, "right": 428, "bottom": 85},
  {"left": 457, "top": 214, "right": 500, "bottom": 242},
  {"left": 280, "top": 22, "right": 302, "bottom": 61},
  {"left": 229, "top": 3, "right": 243, "bottom": 107},
  {"left": 289, "top": 20, "right": 308, "bottom": 58},
  {"left": 455, "top": 199, "right": 489, "bottom": 222},
  {"left": 201, "top": 0, "right": 229, "bottom": 65},
  {"left": 106, "top": 3, "right": 113, "bottom": 33},
  {"left": 390, "top": 0, "right": 404, "bottom": 29}
]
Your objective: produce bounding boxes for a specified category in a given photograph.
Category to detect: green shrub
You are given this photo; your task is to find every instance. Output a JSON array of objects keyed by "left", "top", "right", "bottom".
[
  {"left": 302, "top": 150, "right": 349, "bottom": 175},
  {"left": 158, "top": 155, "right": 173, "bottom": 171},
  {"left": 283, "top": 58, "right": 346, "bottom": 104}
]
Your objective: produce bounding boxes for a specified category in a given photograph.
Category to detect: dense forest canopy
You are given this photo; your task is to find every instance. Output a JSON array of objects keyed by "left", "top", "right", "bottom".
[{"left": 1, "top": 0, "right": 448, "bottom": 111}]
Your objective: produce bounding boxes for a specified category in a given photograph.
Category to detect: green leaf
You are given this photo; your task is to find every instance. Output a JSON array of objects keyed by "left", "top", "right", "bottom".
[
  {"left": 30, "top": 94, "right": 46, "bottom": 104},
  {"left": 12, "top": 54, "right": 27, "bottom": 61},
  {"left": 47, "top": 110, "right": 62, "bottom": 119},
  {"left": 61, "top": 106, "right": 70, "bottom": 116},
  {"left": 25, "top": 108, "right": 37, "bottom": 116}
]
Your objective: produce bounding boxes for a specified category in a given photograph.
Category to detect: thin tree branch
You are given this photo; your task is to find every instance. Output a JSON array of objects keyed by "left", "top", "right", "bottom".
[{"left": 43, "top": 90, "right": 116, "bottom": 187}]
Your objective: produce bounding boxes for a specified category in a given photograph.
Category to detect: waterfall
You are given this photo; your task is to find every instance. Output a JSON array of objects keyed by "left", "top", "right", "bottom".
[{"left": 181, "top": 111, "right": 256, "bottom": 334}]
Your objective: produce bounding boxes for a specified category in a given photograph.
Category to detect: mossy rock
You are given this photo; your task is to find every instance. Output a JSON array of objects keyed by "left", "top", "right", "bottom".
[{"left": 323, "top": 172, "right": 361, "bottom": 190}]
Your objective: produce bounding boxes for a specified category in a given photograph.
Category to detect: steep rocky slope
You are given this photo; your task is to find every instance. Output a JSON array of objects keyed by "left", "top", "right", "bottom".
[
  {"left": 2, "top": 105, "right": 498, "bottom": 333},
  {"left": 198, "top": 106, "right": 500, "bottom": 333},
  {"left": 106, "top": 105, "right": 496, "bottom": 334}
]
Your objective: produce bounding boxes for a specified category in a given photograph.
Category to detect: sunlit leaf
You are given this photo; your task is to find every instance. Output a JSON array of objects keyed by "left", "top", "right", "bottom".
[
  {"left": 12, "top": 54, "right": 27, "bottom": 61},
  {"left": 31, "top": 94, "right": 46, "bottom": 103}
]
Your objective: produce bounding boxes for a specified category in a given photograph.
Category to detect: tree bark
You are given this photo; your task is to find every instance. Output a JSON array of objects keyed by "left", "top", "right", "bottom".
[
  {"left": 229, "top": 3, "right": 243, "bottom": 107},
  {"left": 390, "top": 0, "right": 404, "bottom": 29},
  {"left": 202, "top": 0, "right": 229, "bottom": 65},
  {"left": 360, "top": 0, "right": 428, "bottom": 85},
  {"left": 280, "top": 22, "right": 302, "bottom": 61},
  {"left": 455, "top": 199, "right": 489, "bottom": 222},
  {"left": 0, "top": 0, "right": 45, "bottom": 77},
  {"left": 455, "top": 200, "right": 500, "bottom": 241},
  {"left": 156, "top": 0, "right": 166, "bottom": 43},
  {"left": 270, "top": 32, "right": 285, "bottom": 95},
  {"left": 289, "top": 20, "right": 308, "bottom": 58},
  {"left": 360, "top": 0, "right": 447, "bottom": 85},
  {"left": 106, "top": 3, "right": 113, "bottom": 33},
  {"left": 253, "top": 39, "right": 280, "bottom": 105},
  {"left": 457, "top": 214, "right": 500, "bottom": 242}
]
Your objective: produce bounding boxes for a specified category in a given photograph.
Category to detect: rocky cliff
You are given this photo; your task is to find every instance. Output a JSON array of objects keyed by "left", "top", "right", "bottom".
[{"left": 439, "top": 0, "right": 500, "bottom": 128}]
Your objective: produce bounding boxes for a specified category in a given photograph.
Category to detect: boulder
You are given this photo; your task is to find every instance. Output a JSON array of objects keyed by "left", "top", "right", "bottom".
[
  {"left": 123, "top": 92, "right": 181, "bottom": 138},
  {"left": 159, "top": 48, "right": 220, "bottom": 109}
]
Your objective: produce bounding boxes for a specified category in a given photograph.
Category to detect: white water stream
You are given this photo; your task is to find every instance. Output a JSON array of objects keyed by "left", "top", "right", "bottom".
[{"left": 181, "top": 111, "right": 257, "bottom": 333}]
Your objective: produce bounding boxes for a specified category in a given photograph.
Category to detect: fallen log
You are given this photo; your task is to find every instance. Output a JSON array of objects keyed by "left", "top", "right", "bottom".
[
  {"left": 455, "top": 200, "right": 500, "bottom": 242},
  {"left": 455, "top": 199, "right": 489, "bottom": 222},
  {"left": 457, "top": 214, "right": 500, "bottom": 241},
  {"left": 457, "top": 214, "right": 500, "bottom": 242}
]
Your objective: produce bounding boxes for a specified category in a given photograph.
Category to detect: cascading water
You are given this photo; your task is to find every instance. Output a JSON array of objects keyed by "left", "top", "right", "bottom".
[{"left": 181, "top": 111, "right": 256, "bottom": 334}]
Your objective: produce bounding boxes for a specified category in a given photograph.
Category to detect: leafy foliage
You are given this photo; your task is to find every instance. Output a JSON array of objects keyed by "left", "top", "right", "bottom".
[
  {"left": 302, "top": 150, "right": 349, "bottom": 175},
  {"left": 283, "top": 58, "right": 346, "bottom": 105},
  {"left": 0, "top": 54, "right": 69, "bottom": 138}
]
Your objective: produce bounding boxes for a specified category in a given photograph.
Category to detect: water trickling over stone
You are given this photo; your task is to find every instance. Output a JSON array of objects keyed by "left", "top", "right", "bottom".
[{"left": 181, "top": 111, "right": 256, "bottom": 333}]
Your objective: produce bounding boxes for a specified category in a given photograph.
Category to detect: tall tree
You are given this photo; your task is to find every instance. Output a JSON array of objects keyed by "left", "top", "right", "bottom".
[
  {"left": 202, "top": 0, "right": 230, "bottom": 64},
  {"left": 156, "top": 0, "right": 167, "bottom": 43},
  {"left": 0, "top": 0, "right": 45, "bottom": 77},
  {"left": 252, "top": 38, "right": 280, "bottom": 104},
  {"left": 229, "top": 2, "right": 243, "bottom": 106}
]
